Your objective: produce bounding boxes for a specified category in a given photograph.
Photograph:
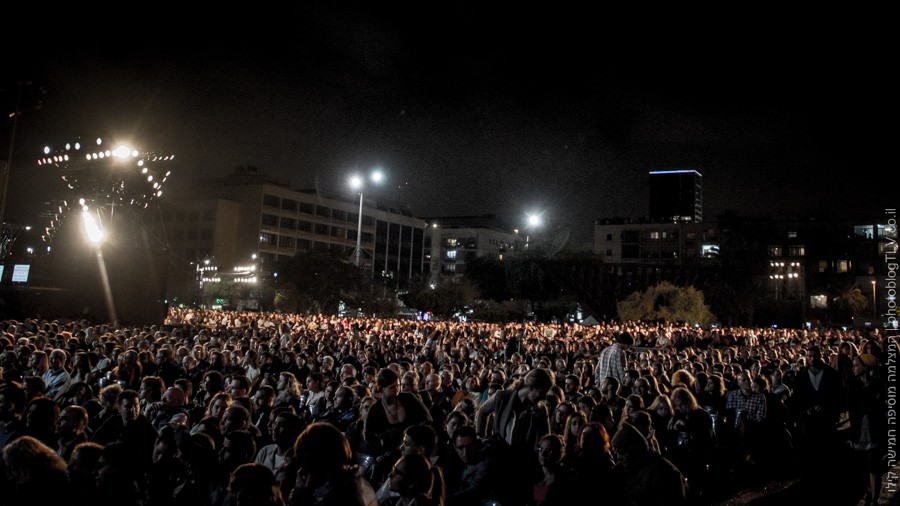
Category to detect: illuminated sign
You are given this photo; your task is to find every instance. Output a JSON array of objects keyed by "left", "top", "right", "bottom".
[{"left": 12, "top": 264, "right": 31, "bottom": 283}]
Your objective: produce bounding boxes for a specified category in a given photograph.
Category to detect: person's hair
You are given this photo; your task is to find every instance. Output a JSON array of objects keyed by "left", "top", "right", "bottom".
[
  {"left": 578, "top": 421, "right": 611, "bottom": 453},
  {"left": 0, "top": 384, "right": 27, "bottom": 414},
  {"left": 224, "top": 430, "right": 257, "bottom": 461},
  {"left": 669, "top": 387, "right": 699, "bottom": 411},
  {"left": 206, "top": 391, "right": 233, "bottom": 414},
  {"left": 539, "top": 433, "right": 565, "bottom": 461},
  {"left": 394, "top": 454, "right": 434, "bottom": 498},
  {"left": 228, "top": 374, "right": 252, "bottom": 392},
  {"left": 141, "top": 376, "right": 166, "bottom": 400},
  {"left": 293, "top": 422, "right": 352, "bottom": 478},
  {"left": 670, "top": 369, "right": 695, "bottom": 390},
  {"left": 524, "top": 367, "right": 556, "bottom": 392},
  {"left": 404, "top": 424, "right": 438, "bottom": 457},
  {"left": 648, "top": 395, "right": 673, "bottom": 415},
  {"left": 99, "top": 383, "right": 123, "bottom": 404},
  {"left": 228, "top": 463, "right": 284, "bottom": 506},
  {"left": 2, "top": 435, "right": 68, "bottom": 485},
  {"left": 118, "top": 389, "right": 140, "bottom": 404},
  {"left": 451, "top": 424, "right": 478, "bottom": 443},
  {"left": 69, "top": 441, "right": 103, "bottom": 467},
  {"left": 376, "top": 367, "right": 400, "bottom": 390},
  {"left": 202, "top": 370, "right": 225, "bottom": 393}
]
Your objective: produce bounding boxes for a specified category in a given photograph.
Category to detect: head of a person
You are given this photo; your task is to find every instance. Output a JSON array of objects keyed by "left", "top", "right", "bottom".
[
  {"left": 220, "top": 430, "right": 257, "bottom": 473},
  {"left": 537, "top": 433, "right": 564, "bottom": 468},
  {"left": 522, "top": 367, "right": 556, "bottom": 404},
  {"left": 669, "top": 387, "right": 698, "bottom": 416},
  {"left": 293, "top": 422, "right": 352, "bottom": 483},
  {"left": 56, "top": 405, "right": 89, "bottom": 439},
  {"left": 400, "top": 423, "right": 438, "bottom": 458},
  {"left": 388, "top": 453, "right": 433, "bottom": 499},
  {"left": 220, "top": 405, "right": 251, "bottom": 435},
  {"left": 452, "top": 425, "right": 481, "bottom": 466},
  {"left": 228, "top": 463, "right": 284, "bottom": 506},
  {"left": 377, "top": 368, "right": 401, "bottom": 401}
]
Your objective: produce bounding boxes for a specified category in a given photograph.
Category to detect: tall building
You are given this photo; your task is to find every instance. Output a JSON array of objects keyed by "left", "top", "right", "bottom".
[{"left": 648, "top": 170, "right": 703, "bottom": 223}]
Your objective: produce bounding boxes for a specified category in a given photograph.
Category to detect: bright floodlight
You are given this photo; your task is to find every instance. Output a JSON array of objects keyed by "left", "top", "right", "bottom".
[
  {"left": 43, "top": 146, "right": 50, "bottom": 154},
  {"left": 82, "top": 210, "right": 105, "bottom": 244},
  {"left": 371, "top": 170, "right": 384, "bottom": 183},
  {"left": 113, "top": 144, "right": 134, "bottom": 159},
  {"left": 527, "top": 214, "right": 542, "bottom": 227},
  {"left": 349, "top": 174, "right": 364, "bottom": 190}
]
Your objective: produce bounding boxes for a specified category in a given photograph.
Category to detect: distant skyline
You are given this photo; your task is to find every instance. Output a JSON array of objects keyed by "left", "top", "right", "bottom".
[{"left": 3, "top": 6, "right": 890, "bottom": 249}]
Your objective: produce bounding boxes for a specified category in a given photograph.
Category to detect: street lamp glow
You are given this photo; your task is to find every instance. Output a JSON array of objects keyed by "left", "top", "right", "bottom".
[
  {"left": 350, "top": 168, "right": 386, "bottom": 266},
  {"left": 527, "top": 214, "right": 542, "bottom": 227},
  {"left": 82, "top": 210, "right": 105, "bottom": 244}
]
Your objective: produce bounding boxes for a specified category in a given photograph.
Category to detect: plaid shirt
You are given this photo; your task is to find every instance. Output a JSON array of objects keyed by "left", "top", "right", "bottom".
[
  {"left": 594, "top": 343, "right": 627, "bottom": 385},
  {"left": 725, "top": 389, "right": 767, "bottom": 424}
]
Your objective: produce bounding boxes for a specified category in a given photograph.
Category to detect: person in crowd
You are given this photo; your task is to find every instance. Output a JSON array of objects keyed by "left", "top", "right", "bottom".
[
  {"left": 290, "top": 422, "right": 378, "bottom": 506},
  {"left": 2, "top": 435, "right": 71, "bottom": 504},
  {"left": 611, "top": 423, "right": 687, "bottom": 506},
  {"left": 56, "top": 404, "right": 90, "bottom": 462},
  {"left": 848, "top": 353, "right": 887, "bottom": 506}
]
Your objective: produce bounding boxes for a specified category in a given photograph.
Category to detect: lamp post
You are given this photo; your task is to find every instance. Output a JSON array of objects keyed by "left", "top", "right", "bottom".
[
  {"left": 350, "top": 169, "right": 384, "bottom": 267},
  {"left": 525, "top": 213, "right": 542, "bottom": 249},
  {"left": 872, "top": 280, "right": 877, "bottom": 319}
]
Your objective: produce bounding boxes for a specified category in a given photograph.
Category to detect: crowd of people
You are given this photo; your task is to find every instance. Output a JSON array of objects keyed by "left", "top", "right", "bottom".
[{"left": 0, "top": 308, "right": 895, "bottom": 506}]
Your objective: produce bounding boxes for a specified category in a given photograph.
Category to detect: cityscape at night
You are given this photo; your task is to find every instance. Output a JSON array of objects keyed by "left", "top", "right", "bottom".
[{"left": 0, "top": 6, "right": 895, "bottom": 506}]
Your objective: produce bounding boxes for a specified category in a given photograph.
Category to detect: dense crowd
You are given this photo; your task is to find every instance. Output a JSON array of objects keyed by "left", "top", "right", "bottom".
[{"left": 0, "top": 309, "right": 895, "bottom": 506}]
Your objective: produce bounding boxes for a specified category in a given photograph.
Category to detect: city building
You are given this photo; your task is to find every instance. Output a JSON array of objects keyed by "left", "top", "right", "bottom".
[
  {"left": 594, "top": 219, "right": 721, "bottom": 265},
  {"left": 161, "top": 167, "right": 427, "bottom": 304},
  {"left": 425, "top": 215, "right": 519, "bottom": 282},
  {"left": 648, "top": 170, "right": 703, "bottom": 223}
]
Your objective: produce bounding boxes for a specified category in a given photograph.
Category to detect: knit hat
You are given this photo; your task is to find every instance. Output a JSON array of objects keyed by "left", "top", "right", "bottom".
[{"left": 858, "top": 354, "right": 878, "bottom": 369}]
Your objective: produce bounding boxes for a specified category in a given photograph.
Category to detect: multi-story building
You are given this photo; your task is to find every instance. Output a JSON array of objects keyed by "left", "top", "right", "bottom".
[
  {"left": 424, "top": 215, "right": 519, "bottom": 282},
  {"left": 593, "top": 219, "right": 720, "bottom": 265},
  {"left": 162, "top": 167, "right": 427, "bottom": 301},
  {"left": 648, "top": 170, "right": 703, "bottom": 223}
]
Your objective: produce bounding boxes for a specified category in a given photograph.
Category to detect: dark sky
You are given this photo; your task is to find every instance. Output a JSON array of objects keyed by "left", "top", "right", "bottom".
[{"left": 3, "top": 6, "right": 891, "bottom": 248}]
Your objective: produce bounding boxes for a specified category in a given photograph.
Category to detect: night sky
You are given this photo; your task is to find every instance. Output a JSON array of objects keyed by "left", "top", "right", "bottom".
[{"left": 3, "top": 6, "right": 891, "bottom": 248}]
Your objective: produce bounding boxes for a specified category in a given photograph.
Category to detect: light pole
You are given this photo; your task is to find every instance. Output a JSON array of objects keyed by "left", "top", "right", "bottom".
[
  {"left": 525, "top": 212, "right": 542, "bottom": 249},
  {"left": 872, "top": 280, "right": 877, "bottom": 319},
  {"left": 350, "top": 169, "right": 384, "bottom": 267}
]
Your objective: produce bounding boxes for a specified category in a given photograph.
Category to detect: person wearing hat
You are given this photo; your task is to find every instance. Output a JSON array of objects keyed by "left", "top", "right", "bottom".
[{"left": 848, "top": 353, "right": 886, "bottom": 506}]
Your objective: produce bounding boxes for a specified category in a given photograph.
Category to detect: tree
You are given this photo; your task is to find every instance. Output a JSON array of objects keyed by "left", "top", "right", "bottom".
[
  {"left": 835, "top": 284, "right": 869, "bottom": 316},
  {"left": 402, "top": 279, "right": 479, "bottom": 318},
  {"left": 273, "top": 249, "right": 366, "bottom": 315},
  {"left": 616, "top": 281, "right": 715, "bottom": 326}
]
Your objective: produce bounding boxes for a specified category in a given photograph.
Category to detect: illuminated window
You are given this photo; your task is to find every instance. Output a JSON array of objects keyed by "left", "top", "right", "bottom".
[
  {"left": 788, "top": 245, "right": 805, "bottom": 256},
  {"left": 810, "top": 295, "right": 828, "bottom": 309},
  {"left": 836, "top": 260, "right": 849, "bottom": 273},
  {"left": 650, "top": 231, "right": 660, "bottom": 239},
  {"left": 768, "top": 246, "right": 782, "bottom": 257},
  {"left": 446, "top": 250, "right": 457, "bottom": 260}
]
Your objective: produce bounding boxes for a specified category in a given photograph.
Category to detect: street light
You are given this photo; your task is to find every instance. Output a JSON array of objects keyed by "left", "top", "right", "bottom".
[
  {"left": 350, "top": 169, "right": 384, "bottom": 267},
  {"left": 872, "top": 280, "right": 877, "bottom": 319},
  {"left": 524, "top": 212, "right": 542, "bottom": 249}
]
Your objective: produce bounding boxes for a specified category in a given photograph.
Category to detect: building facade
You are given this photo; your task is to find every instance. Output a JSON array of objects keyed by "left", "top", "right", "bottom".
[
  {"left": 648, "top": 170, "right": 703, "bottom": 223},
  {"left": 424, "top": 216, "right": 519, "bottom": 282},
  {"left": 162, "top": 168, "right": 427, "bottom": 302}
]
